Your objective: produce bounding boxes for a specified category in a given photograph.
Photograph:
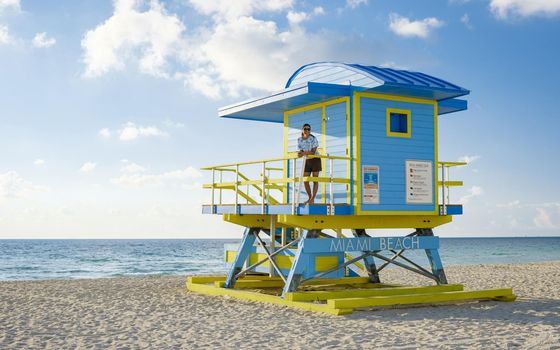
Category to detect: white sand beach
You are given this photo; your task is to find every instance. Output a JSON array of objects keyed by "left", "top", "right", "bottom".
[{"left": 1, "top": 261, "right": 559, "bottom": 349}]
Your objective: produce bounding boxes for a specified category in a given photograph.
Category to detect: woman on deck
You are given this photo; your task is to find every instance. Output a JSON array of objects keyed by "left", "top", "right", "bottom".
[{"left": 298, "top": 123, "right": 322, "bottom": 204}]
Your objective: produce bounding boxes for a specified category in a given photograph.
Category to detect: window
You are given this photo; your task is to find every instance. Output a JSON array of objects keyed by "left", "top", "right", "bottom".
[{"left": 386, "top": 108, "right": 411, "bottom": 138}]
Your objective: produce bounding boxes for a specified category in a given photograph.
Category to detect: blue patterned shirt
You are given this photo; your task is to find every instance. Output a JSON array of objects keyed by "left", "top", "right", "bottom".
[{"left": 298, "top": 134, "right": 319, "bottom": 155}]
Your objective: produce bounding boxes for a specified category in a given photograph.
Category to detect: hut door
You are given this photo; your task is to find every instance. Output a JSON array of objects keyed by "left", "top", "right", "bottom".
[{"left": 324, "top": 101, "right": 349, "bottom": 204}]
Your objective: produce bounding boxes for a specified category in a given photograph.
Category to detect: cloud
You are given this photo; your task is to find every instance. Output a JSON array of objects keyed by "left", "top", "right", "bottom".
[
  {"left": 458, "top": 154, "right": 481, "bottom": 164},
  {"left": 81, "top": 0, "right": 186, "bottom": 78},
  {"left": 389, "top": 13, "right": 444, "bottom": 39},
  {"left": 79, "top": 162, "right": 97, "bottom": 173},
  {"left": 533, "top": 207, "right": 554, "bottom": 228},
  {"left": 0, "top": 171, "right": 48, "bottom": 199},
  {"left": 118, "top": 122, "right": 168, "bottom": 141},
  {"left": 459, "top": 185, "right": 483, "bottom": 204},
  {"left": 346, "top": 0, "right": 368, "bottom": 9},
  {"left": 497, "top": 199, "right": 521, "bottom": 208},
  {"left": 32, "top": 32, "right": 56, "bottom": 48},
  {"left": 120, "top": 159, "right": 146, "bottom": 173},
  {"left": 163, "top": 119, "right": 185, "bottom": 128},
  {"left": 490, "top": 0, "right": 560, "bottom": 19},
  {"left": 34, "top": 159, "right": 45, "bottom": 166},
  {"left": 81, "top": 0, "right": 375, "bottom": 99},
  {"left": 0, "top": 24, "right": 13, "bottom": 44},
  {"left": 111, "top": 165, "right": 202, "bottom": 188},
  {"left": 99, "top": 128, "right": 111, "bottom": 138},
  {"left": 0, "top": 0, "right": 20, "bottom": 13},
  {"left": 461, "top": 13, "right": 473, "bottom": 29}
]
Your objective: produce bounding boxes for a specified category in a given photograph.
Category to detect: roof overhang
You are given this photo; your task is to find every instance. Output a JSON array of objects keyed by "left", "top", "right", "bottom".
[
  {"left": 438, "top": 98, "right": 468, "bottom": 115},
  {"left": 218, "top": 82, "right": 468, "bottom": 123},
  {"left": 367, "top": 83, "right": 469, "bottom": 101},
  {"left": 219, "top": 82, "right": 354, "bottom": 123}
]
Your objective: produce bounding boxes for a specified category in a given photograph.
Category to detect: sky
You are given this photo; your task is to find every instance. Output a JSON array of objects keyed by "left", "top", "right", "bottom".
[{"left": 0, "top": 0, "right": 559, "bottom": 239}]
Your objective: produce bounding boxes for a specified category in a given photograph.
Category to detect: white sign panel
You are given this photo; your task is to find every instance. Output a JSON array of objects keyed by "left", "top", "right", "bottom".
[
  {"left": 406, "top": 160, "right": 433, "bottom": 204},
  {"left": 362, "top": 165, "right": 379, "bottom": 204}
]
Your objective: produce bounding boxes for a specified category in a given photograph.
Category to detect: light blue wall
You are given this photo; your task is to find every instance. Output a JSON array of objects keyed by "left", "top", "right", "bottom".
[{"left": 359, "top": 97, "right": 436, "bottom": 212}]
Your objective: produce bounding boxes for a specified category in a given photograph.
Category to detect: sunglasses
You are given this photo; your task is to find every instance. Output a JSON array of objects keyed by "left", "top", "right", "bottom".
[{"left": 303, "top": 127, "right": 311, "bottom": 131}]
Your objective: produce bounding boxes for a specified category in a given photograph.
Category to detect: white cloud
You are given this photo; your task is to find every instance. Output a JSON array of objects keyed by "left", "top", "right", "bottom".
[
  {"left": 81, "top": 0, "right": 186, "bottom": 78},
  {"left": 187, "top": 0, "right": 293, "bottom": 19},
  {"left": 0, "top": 171, "right": 48, "bottom": 199},
  {"left": 533, "top": 207, "right": 554, "bottom": 228},
  {"left": 346, "top": 0, "right": 368, "bottom": 9},
  {"left": 118, "top": 122, "right": 168, "bottom": 141},
  {"left": 497, "top": 199, "right": 521, "bottom": 208},
  {"left": 0, "top": 0, "right": 20, "bottom": 13},
  {"left": 120, "top": 159, "right": 146, "bottom": 173},
  {"left": 163, "top": 119, "right": 185, "bottom": 128},
  {"left": 34, "top": 159, "right": 45, "bottom": 166},
  {"left": 111, "top": 166, "right": 202, "bottom": 188},
  {"left": 79, "top": 162, "right": 97, "bottom": 173},
  {"left": 459, "top": 185, "right": 483, "bottom": 204},
  {"left": 461, "top": 13, "right": 473, "bottom": 29},
  {"left": 490, "top": 0, "right": 560, "bottom": 19},
  {"left": 0, "top": 24, "right": 13, "bottom": 45},
  {"left": 389, "top": 13, "right": 444, "bottom": 39},
  {"left": 458, "top": 154, "right": 481, "bottom": 164},
  {"left": 32, "top": 32, "right": 56, "bottom": 48},
  {"left": 81, "top": 0, "right": 373, "bottom": 99},
  {"left": 99, "top": 128, "right": 111, "bottom": 138}
]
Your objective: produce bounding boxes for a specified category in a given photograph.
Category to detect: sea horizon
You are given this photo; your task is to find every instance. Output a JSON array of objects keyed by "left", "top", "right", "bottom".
[{"left": 1, "top": 237, "right": 560, "bottom": 281}]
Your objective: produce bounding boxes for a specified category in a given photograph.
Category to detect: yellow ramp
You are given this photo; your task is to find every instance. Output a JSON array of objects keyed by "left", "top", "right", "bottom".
[{"left": 327, "top": 288, "right": 516, "bottom": 309}]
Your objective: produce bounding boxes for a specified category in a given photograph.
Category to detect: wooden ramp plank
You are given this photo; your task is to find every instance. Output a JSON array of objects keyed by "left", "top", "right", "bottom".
[
  {"left": 186, "top": 280, "right": 352, "bottom": 316},
  {"left": 285, "top": 284, "right": 464, "bottom": 302},
  {"left": 327, "top": 288, "right": 516, "bottom": 309}
]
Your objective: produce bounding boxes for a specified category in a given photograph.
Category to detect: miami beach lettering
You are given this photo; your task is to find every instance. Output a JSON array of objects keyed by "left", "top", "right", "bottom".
[{"left": 329, "top": 237, "right": 420, "bottom": 252}]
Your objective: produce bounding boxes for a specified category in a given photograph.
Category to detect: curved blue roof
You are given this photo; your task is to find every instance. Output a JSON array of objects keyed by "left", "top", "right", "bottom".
[{"left": 286, "top": 62, "right": 469, "bottom": 101}]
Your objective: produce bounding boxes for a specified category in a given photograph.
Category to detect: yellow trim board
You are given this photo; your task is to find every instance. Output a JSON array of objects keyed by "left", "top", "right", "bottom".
[
  {"left": 277, "top": 214, "right": 452, "bottom": 229},
  {"left": 386, "top": 108, "right": 411, "bottom": 138}
]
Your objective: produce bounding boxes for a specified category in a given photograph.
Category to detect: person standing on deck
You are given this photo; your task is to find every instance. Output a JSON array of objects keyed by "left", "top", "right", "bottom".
[{"left": 297, "top": 123, "right": 322, "bottom": 204}]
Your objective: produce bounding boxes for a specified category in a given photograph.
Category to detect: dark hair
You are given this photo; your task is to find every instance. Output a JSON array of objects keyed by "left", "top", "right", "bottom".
[{"left": 301, "top": 123, "right": 311, "bottom": 137}]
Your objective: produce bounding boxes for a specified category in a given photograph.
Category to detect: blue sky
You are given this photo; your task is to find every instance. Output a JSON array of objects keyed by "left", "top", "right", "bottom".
[{"left": 0, "top": 0, "right": 559, "bottom": 238}]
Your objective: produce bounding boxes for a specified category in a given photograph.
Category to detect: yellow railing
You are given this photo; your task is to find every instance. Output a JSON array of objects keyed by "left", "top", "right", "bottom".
[
  {"left": 438, "top": 161, "right": 466, "bottom": 214},
  {"left": 202, "top": 154, "right": 353, "bottom": 215}
]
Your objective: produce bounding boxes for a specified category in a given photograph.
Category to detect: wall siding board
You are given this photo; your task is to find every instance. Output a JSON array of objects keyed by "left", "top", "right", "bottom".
[{"left": 359, "top": 96, "right": 435, "bottom": 212}]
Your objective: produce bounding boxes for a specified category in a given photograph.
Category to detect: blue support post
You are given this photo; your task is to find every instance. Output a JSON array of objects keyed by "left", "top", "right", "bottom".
[
  {"left": 223, "top": 227, "right": 259, "bottom": 288},
  {"left": 352, "top": 229, "right": 380, "bottom": 283},
  {"left": 425, "top": 249, "right": 448, "bottom": 285},
  {"left": 281, "top": 230, "right": 310, "bottom": 296}
]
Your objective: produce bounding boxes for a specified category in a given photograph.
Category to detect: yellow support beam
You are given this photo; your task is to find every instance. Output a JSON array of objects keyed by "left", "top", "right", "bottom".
[
  {"left": 223, "top": 214, "right": 286, "bottom": 228},
  {"left": 277, "top": 214, "right": 452, "bottom": 229},
  {"left": 327, "top": 288, "right": 516, "bottom": 309},
  {"left": 285, "top": 284, "right": 464, "bottom": 302}
]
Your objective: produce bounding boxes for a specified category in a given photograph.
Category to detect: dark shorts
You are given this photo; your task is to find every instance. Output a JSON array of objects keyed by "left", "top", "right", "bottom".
[{"left": 304, "top": 158, "right": 322, "bottom": 173}]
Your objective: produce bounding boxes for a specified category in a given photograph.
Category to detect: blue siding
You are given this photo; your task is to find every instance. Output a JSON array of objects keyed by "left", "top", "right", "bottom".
[
  {"left": 359, "top": 97, "right": 436, "bottom": 212},
  {"left": 325, "top": 102, "right": 349, "bottom": 203},
  {"left": 287, "top": 107, "right": 324, "bottom": 202}
]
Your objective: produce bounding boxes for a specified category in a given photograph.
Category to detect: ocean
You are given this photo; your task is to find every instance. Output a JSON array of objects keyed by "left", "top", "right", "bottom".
[{"left": 1, "top": 237, "right": 559, "bottom": 281}]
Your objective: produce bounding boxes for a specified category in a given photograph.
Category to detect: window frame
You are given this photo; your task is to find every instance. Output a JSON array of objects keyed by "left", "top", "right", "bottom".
[{"left": 386, "top": 108, "right": 412, "bottom": 138}]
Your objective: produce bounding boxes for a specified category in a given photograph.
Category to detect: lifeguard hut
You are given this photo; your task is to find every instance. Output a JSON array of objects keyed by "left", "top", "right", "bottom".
[{"left": 187, "top": 62, "right": 515, "bottom": 315}]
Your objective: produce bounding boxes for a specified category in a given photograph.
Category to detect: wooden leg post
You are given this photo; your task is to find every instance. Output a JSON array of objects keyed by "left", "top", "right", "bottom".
[
  {"left": 352, "top": 229, "right": 380, "bottom": 283},
  {"left": 224, "top": 227, "right": 258, "bottom": 289},
  {"left": 281, "top": 229, "right": 310, "bottom": 296}
]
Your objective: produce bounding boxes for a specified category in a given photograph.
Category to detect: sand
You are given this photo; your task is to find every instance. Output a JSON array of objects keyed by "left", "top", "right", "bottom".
[{"left": 1, "top": 261, "right": 559, "bottom": 349}]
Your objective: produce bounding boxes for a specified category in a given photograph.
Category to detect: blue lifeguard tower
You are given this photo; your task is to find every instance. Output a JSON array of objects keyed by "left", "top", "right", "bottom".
[{"left": 187, "top": 62, "right": 515, "bottom": 315}]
